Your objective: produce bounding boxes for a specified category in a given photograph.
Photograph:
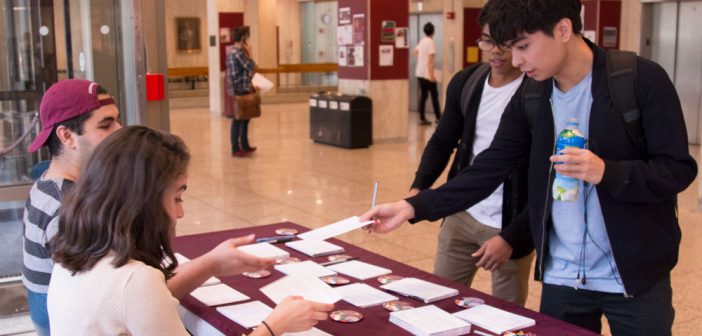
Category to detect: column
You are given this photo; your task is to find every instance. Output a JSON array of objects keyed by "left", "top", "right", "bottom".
[{"left": 337, "top": 0, "right": 409, "bottom": 141}]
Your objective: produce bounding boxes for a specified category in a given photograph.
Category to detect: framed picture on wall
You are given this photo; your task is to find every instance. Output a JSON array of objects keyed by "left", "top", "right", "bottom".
[{"left": 176, "top": 17, "right": 201, "bottom": 53}]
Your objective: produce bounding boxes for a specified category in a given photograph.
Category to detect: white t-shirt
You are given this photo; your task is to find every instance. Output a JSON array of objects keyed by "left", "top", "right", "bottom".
[
  {"left": 48, "top": 253, "right": 189, "bottom": 336},
  {"left": 414, "top": 36, "right": 436, "bottom": 79},
  {"left": 467, "top": 74, "right": 524, "bottom": 229}
]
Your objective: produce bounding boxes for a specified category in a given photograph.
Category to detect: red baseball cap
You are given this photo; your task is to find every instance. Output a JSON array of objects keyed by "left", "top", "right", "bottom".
[{"left": 28, "top": 79, "right": 115, "bottom": 152}]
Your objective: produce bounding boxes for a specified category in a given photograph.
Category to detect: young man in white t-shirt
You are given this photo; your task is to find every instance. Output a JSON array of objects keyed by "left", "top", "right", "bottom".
[
  {"left": 414, "top": 22, "right": 441, "bottom": 125},
  {"left": 408, "top": 21, "right": 533, "bottom": 305}
]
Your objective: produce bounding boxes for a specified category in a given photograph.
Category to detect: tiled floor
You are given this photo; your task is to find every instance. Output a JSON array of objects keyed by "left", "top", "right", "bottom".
[{"left": 171, "top": 102, "right": 702, "bottom": 335}]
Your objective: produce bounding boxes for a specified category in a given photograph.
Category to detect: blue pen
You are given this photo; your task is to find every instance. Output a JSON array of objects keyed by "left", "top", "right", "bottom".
[{"left": 255, "top": 235, "right": 295, "bottom": 244}]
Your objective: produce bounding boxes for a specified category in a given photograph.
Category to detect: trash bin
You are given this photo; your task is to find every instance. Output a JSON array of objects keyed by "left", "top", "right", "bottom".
[{"left": 309, "top": 92, "right": 372, "bottom": 149}]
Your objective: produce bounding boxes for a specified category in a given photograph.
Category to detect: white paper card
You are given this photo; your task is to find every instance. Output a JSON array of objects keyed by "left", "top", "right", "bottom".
[
  {"left": 285, "top": 240, "right": 345, "bottom": 257},
  {"left": 275, "top": 260, "right": 337, "bottom": 278},
  {"left": 340, "top": 102, "right": 350, "bottom": 111},
  {"left": 309, "top": 98, "right": 317, "bottom": 107},
  {"left": 252, "top": 73, "right": 274, "bottom": 94},
  {"left": 329, "top": 101, "right": 339, "bottom": 110},
  {"left": 216, "top": 301, "right": 272, "bottom": 328},
  {"left": 297, "top": 216, "right": 374, "bottom": 241},
  {"left": 319, "top": 100, "right": 328, "bottom": 108},
  {"left": 334, "top": 283, "right": 398, "bottom": 308},
  {"left": 326, "top": 260, "right": 391, "bottom": 280},
  {"left": 237, "top": 242, "right": 290, "bottom": 260},
  {"left": 190, "top": 284, "right": 250, "bottom": 306},
  {"left": 381, "top": 277, "right": 458, "bottom": 303},
  {"left": 174, "top": 253, "right": 220, "bottom": 286},
  {"left": 390, "top": 305, "right": 471, "bottom": 336},
  {"left": 260, "top": 274, "right": 342, "bottom": 305},
  {"left": 453, "top": 304, "right": 535, "bottom": 334}
]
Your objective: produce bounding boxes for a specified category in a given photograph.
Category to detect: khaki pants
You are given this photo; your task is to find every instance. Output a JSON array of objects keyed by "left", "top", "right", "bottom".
[{"left": 434, "top": 211, "right": 533, "bottom": 306}]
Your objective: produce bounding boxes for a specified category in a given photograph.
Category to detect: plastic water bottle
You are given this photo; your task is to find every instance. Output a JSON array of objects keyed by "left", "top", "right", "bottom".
[{"left": 552, "top": 118, "right": 586, "bottom": 202}]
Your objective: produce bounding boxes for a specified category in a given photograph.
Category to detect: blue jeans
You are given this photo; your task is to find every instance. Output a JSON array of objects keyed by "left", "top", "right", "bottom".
[
  {"left": 230, "top": 119, "right": 250, "bottom": 152},
  {"left": 540, "top": 275, "right": 674, "bottom": 335},
  {"left": 27, "top": 290, "right": 50, "bottom": 336}
]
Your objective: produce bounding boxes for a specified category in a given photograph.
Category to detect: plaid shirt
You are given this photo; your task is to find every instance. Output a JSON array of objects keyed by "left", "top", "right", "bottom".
[{"left": 226, "top": 46, "right": 255, "bottom": 96}]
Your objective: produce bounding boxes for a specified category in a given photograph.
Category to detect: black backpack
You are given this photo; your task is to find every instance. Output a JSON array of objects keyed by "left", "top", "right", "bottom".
[{"left": 521, "top": 50, "right": 646, "bottom": 155}]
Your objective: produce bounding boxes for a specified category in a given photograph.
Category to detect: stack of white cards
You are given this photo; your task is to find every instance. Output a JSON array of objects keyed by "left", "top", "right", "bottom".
[
  {"left": 237, "top": 242, "right": 290, "bottom": 260},
  {"left": 274, "top": 260, "right": 337, "bottom": 278},
  {"left": 381, "top": 277, "right": 458, "bottom": 303},
  {"left": 285, "top": 239, "right": 345, "bottom": 257},
  {"left": 326, "top": 260, "right": 392, "bottom": 280},
  {"left": 260, "top": 274, "right": 342, "bottom": 305},
  {"left": 333, "top": 283, "right": 398, "bottom": 308},
  {"left": 190, "top": 284, "right": 249, "bottom": 306},
  {"left": 389, "top": 305, "right": 471, "bottom": 336},
  {"left": 453, "top": 304, "right": 535, "bottom": 334}
]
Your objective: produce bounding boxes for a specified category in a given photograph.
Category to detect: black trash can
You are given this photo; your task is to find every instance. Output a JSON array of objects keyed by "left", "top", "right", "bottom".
[{"left": 309, "top": 92, "right": 372, "bottom": 149}]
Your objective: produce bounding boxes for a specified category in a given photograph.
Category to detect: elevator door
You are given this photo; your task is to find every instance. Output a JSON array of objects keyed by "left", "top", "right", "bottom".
[
  {"left": 408, "top": 13, "right": 443, "bottom": 113},
  {"left": 641, "top": 1, "right": 702, "bottom": 144}
]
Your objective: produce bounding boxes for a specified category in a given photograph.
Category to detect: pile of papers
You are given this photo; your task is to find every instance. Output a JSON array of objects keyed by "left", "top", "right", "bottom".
[
  {"left": 260, "top": 274, "right": 342, "bottom": 305},
  {"left": 236, "top": 242, "right": 290, "bottom": 260},
  {"left": 453, "top": 304, "right": 535, "bottom": 334},
  {"left": 333, "top": 283, "right": 398, "bottom": 308},
  {"left": 285, "top": 239, "right": 345, "bottom": 257},
  {"left": 190, "top": 284, "right": 249, "bottom": 306},
  {"left": 390, "top": 305, "right": 471, "bottom": 336},
  {"left": 326, "top": 260, "right": 392, "bottom": 280},
  {"left": 381, "top": 277, "right": 459, "bottom": 303}
]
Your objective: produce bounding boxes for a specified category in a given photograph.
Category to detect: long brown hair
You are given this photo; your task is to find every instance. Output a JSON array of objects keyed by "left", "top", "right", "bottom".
[{"left": 51, "top": 126, "right": 190, "bottom": 279}]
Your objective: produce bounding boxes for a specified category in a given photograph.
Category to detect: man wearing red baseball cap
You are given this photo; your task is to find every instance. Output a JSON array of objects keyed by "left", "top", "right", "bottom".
[
  {"left": 23, "top": 79, "right": 121, "bottom": 335},
  {"left": 22, "top": 80, "right": 280, "bottom": 335}
]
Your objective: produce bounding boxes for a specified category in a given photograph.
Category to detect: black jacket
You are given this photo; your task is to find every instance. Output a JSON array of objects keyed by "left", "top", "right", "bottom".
[
  {"left": 410, "top": 64, "right": 533, "bottom": 259},
  {"left": 407, "top": 40, "right": 697, "bottom": 295}
]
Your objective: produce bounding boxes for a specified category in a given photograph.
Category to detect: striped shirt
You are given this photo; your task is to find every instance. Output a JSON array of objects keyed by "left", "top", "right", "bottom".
[
  {"left": 225, "top": 46, "right": 255, "bottom": 96},
  {"left": 22, "top": 177, "right": 74, "bottom": 293}
]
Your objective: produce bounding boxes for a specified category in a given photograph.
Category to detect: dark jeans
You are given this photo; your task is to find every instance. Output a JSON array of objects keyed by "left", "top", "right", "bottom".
[
  {"left": 230, "top": 118, "right": 251, "bottom": 152},
  {"left": 540, "top": 276, "right": 674, "bottom": 335},
  {"left": 418, "top": 77, "right": 441, "bottom": 121}
]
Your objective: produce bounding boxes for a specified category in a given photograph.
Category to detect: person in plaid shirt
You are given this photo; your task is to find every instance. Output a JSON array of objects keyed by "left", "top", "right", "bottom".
[{"left": 226, "top": 26, "right": 257, "bottom": 157}]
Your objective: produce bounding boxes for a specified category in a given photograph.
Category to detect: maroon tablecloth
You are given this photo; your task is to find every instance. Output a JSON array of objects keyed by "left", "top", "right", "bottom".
[{"left": 172, "top": 222, "right": 597, "bottom": 336}]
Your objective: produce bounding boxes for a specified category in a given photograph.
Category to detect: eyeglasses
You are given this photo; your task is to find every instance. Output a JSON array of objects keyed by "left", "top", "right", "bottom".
[{"left": 475, "top": 38, "right": 511, "bottom": 52}]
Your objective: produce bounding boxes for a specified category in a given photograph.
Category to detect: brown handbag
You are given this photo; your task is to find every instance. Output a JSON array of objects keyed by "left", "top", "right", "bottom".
[{"left": 234, "top": 92, "right": 261, "bottom": 120}]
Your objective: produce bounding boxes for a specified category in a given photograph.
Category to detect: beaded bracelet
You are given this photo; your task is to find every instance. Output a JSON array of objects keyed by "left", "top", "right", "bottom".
[{"left": 261, "top": 320, "right": 275, "bottom": 336}]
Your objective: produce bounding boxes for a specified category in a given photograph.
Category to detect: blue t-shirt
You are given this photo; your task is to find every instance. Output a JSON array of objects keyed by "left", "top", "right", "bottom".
[{"left": 545, "top": 72, "right": 625, "bottom": 294}]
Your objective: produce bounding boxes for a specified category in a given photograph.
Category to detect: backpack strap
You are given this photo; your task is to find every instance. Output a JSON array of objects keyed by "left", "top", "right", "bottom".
[
  {"left": 522, "top": 77, "right": 542, "bottom": 133},
  {"left": 607, "top": 50, "right": 646, "bottom": 155},
  {"left": 460, "top": 63, "right": 491, "bottom": 117}
]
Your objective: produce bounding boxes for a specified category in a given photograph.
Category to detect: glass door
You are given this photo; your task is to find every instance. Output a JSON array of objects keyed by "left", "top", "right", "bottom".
[
  {"left": 0, "top": 0, "right": 124, "bottom": 198},
  {"left": 0, "top": 0, "right": 56, "bottom": 192}
]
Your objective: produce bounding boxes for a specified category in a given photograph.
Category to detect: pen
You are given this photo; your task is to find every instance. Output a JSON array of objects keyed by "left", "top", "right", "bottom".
[
  {"left": 371, "top": 181, "right": 379, "bottom": 209},
  {"left": 255, "top": 235, "right": 295, "bottom": 244},
  {"left": 319, "top": 257, "right": 359, "bottom": 267},
  {"left": 368, "top": 181, "right": 379, "bottom": 234}
]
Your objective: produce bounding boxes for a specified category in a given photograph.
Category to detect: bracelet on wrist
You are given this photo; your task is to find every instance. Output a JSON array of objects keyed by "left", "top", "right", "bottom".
[{"left": 261, "top": 320, "right": 275, "bottom": 336}]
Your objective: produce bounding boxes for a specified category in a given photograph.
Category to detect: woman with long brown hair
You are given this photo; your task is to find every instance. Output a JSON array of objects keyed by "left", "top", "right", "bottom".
[{"left": 47, "top": 126, "right": 332, "bottom": 335}]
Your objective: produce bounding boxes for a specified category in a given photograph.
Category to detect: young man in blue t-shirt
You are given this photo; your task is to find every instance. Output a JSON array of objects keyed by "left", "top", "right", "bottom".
[{"left": 362, "top": 0, "right": 697, "bottom": 334}]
